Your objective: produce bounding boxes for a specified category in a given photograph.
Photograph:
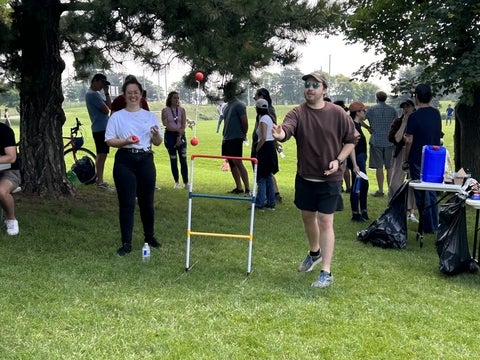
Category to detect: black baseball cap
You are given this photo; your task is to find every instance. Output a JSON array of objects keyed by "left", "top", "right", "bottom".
[
  {"left": 92, "top": 73, "right": 110, "bottom": 86},
  {"left": 399, "top": 99, "right": 415, "bottom": 108}
]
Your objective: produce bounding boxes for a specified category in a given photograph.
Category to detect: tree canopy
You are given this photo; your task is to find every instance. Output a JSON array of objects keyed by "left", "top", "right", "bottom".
[
  {"left": 340, "top": 0, "right": 480, "bottom": 176},
  {"left": 341, "top": 0, "right": 480, "bottom": 101},
  {"left": 0, "top": 0, "right": 341, "bottom": 197}
]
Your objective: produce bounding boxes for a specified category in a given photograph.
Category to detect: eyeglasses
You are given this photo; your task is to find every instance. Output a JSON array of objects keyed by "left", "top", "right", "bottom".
[{"left": 304, "top": 81, "right": 320, "bottom": 89}]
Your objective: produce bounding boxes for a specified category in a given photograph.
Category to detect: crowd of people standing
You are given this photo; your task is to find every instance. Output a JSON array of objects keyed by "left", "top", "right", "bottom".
[
  {"left": 3, "top": 70, "right": 447, "bottom": 292},
  {"left": 85, "top": 75, "right": 444, "bottom": 293}
]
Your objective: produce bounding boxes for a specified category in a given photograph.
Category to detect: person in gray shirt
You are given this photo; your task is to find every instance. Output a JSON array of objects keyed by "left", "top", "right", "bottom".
[
  {"left": 365, "top": 91, "right": 397, "bottom": 197},
  {"left": 221, "top": 81, "right": 250, "bottom": 195}
]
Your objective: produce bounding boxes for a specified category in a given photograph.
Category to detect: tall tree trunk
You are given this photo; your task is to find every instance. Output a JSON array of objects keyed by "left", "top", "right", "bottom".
[
  {"left": 455, "top": 87, "right": 480, "bottom": 179},
  {"left": 18, "top": 0, "right": 75, "bottom": 197}
]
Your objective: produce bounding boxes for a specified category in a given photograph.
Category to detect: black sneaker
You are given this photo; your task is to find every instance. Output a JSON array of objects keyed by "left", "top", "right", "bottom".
[
  {"left": 351, "top": 213, "right": 366, "bottom": 222},
  {"left": 228, "top": 188, "right": 243, "bottom": 194},
  {"left": 117, "top": 243, "right": 132, "bottom": 256},
  {"left": 146, "top": 237, "right": 161, "bottom": 249},
  {"left": 361, "top": 210, "right": 370, "bottom": 221}
]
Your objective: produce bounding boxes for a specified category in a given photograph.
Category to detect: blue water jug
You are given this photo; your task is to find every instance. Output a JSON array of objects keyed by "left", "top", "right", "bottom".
[{"left": 421, "top": 145, "right": 446, "bottom": 183}]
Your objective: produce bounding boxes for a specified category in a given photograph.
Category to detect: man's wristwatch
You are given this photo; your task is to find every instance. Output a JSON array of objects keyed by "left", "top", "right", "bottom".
[{"left": 336, "top": 157, "right": 344, "bottom": 165}]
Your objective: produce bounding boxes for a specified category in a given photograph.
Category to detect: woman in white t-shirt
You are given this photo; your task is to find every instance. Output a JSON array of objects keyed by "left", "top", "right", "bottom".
[
  {"left": 105, "top": 78, "right": 164, "bottom": 256},
  {"left": 254, "top": 99, "right": 278, "bottom": 210}
]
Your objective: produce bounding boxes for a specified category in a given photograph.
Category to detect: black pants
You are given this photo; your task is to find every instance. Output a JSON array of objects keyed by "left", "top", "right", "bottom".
[
  {"left": 165, "top": 131, "right": 188, "bottom": 184},
  {"left": 113, "top": 149, "right": 156, "bottom": 245}
]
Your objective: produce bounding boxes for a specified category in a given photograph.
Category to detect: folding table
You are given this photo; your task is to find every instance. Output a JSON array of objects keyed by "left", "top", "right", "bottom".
[
  {"left": 466, "top": 199, "right": 480, "bottom": 262},
  {"left": 409, "top": 180, "right": 462, "bottom": 247}
]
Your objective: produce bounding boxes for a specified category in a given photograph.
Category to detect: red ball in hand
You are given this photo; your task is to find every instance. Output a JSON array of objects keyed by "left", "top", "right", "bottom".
[
  {"left": 195, "top": 72, "right": 204, "bottom": 82},
  {"left": 131, "top": 135, "right": 139, "bottom": 143},
  {"left": 190, "top": 137, "right": 199, "bottom": 146}
]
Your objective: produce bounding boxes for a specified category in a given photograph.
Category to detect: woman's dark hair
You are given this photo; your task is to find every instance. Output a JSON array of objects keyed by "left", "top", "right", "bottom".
[
  {"left": 256, "top": 88, "right": 273, "bottom": 106},
  {"left": 122, "top": 78, "right": 143, "bottom": 95},
  {"left": 165, "top": 91, "right": 179, "bottom": 107}
]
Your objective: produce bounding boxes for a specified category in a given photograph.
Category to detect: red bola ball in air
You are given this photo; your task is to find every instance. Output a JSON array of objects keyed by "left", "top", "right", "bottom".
[
  {"left": 195, "top": 72, "right": 204, "bottom": 82},
  {"left": 190, "top": 137, "right": 199, "bottom": 146}
]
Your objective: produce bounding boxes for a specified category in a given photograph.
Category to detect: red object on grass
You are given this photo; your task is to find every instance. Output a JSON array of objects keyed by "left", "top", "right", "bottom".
[{"left": 195, "top": 72, "right": 204, "bottom": 82}]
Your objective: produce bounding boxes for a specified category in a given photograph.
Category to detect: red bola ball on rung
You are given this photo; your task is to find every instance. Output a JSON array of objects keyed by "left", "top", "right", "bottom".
[{"left": 195, "top": 72, "right": 204, "bottom": 82}]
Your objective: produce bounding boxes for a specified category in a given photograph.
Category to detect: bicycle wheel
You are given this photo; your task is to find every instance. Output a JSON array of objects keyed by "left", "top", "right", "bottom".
[{"left": 64, "top": 147, "right": 97, "bottom": 180}]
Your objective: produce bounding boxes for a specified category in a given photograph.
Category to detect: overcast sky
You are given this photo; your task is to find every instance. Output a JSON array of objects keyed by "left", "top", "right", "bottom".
[{"left": 118, "top": 34, "right": 391, "bottom": 93}]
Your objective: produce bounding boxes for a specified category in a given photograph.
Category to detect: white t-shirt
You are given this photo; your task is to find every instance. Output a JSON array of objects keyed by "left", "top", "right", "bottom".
[
  {"left": 105, "top": 108, "right": 163, "bottom": 150},
  {"left": 256, "top": 114, "right": 275, "bottom": 142}
]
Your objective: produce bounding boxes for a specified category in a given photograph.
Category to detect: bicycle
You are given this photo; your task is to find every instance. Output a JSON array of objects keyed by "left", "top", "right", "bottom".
[{"left": 63, "top": 117, "right": 97, "bottom": 183}]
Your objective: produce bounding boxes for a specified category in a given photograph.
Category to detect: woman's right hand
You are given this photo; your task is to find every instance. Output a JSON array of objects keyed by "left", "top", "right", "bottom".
[{"left": 127, "top": 135, "right": 139, "bottom": 144}]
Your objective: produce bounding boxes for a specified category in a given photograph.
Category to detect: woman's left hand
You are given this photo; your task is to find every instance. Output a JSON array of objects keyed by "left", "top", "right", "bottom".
[{"left": 151, "top": 125, "right": 160, "bottom": 136}]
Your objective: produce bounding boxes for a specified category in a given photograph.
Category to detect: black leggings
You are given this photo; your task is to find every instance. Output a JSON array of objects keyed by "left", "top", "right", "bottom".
[
  {"left": 165, "top": 131, "right": 188, "bottom": 183},
  {"left": 113, "top": 149, "right": 156, "bottom": 245}
]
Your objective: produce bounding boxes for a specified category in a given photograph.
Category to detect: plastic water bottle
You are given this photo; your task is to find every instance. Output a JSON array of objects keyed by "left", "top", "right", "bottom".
[
  {"left": 66, "top": 170, "right": 81, "bottom": 186},
  {"left": 142, "top": 243, "right": 151, "bottom": 262},
  {"left": 353, "top": 176, "right": 361, "bottom": 194},
  {"left": 277, "top": 144, "right": 286, "bottom": 158}
]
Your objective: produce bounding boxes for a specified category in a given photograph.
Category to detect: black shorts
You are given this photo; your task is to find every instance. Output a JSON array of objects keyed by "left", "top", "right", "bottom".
[
  {"left": 294, "top": 174, "right": 342, "bottom": 214},
  {"left": 221, "top": 138, "right": 243, "bottom": 157},
  {"left": 93, "top": 130, "right": 109, "bottom": 154},
  {"left": 222, "top": 138, "right": 243, "bottom": 168}
]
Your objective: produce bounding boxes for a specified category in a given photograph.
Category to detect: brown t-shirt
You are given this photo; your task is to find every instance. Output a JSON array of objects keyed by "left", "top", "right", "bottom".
[{"left": 281, "top": 102, "right": 357, "bottom": 182}]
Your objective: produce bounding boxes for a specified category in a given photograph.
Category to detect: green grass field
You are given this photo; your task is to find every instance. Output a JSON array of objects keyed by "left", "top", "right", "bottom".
[{"left": 1, "top": 102, "right": 477, "bottom": 360}]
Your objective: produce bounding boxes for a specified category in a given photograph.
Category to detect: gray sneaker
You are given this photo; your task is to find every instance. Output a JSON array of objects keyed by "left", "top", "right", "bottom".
[
  {"left": 298, "top": 252, "right": 322, "bottom": 272},
  {"left": 311, "top": 271, "right": 334, "bottom": 288}
]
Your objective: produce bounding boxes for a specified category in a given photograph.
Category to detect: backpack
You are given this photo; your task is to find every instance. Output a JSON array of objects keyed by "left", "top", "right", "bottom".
[{"left": 71, "top": 156, "right": 97, "bottom": 185}]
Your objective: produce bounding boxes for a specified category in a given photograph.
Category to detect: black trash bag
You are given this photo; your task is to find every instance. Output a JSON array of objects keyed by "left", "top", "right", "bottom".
[
  {"left": 436, "top": 194, "right": 478, "bottom": 275},
  {"left": 71, "top": 156, "right": 97, "bottom": 185},
  {"left": 357, "top": 181, "right": 408, "bottom": 249}
]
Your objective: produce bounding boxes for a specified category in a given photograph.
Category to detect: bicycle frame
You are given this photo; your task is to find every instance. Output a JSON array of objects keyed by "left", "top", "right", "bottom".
[{"left": 63, "top": 117, "right": 84, "bottom": 158}]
